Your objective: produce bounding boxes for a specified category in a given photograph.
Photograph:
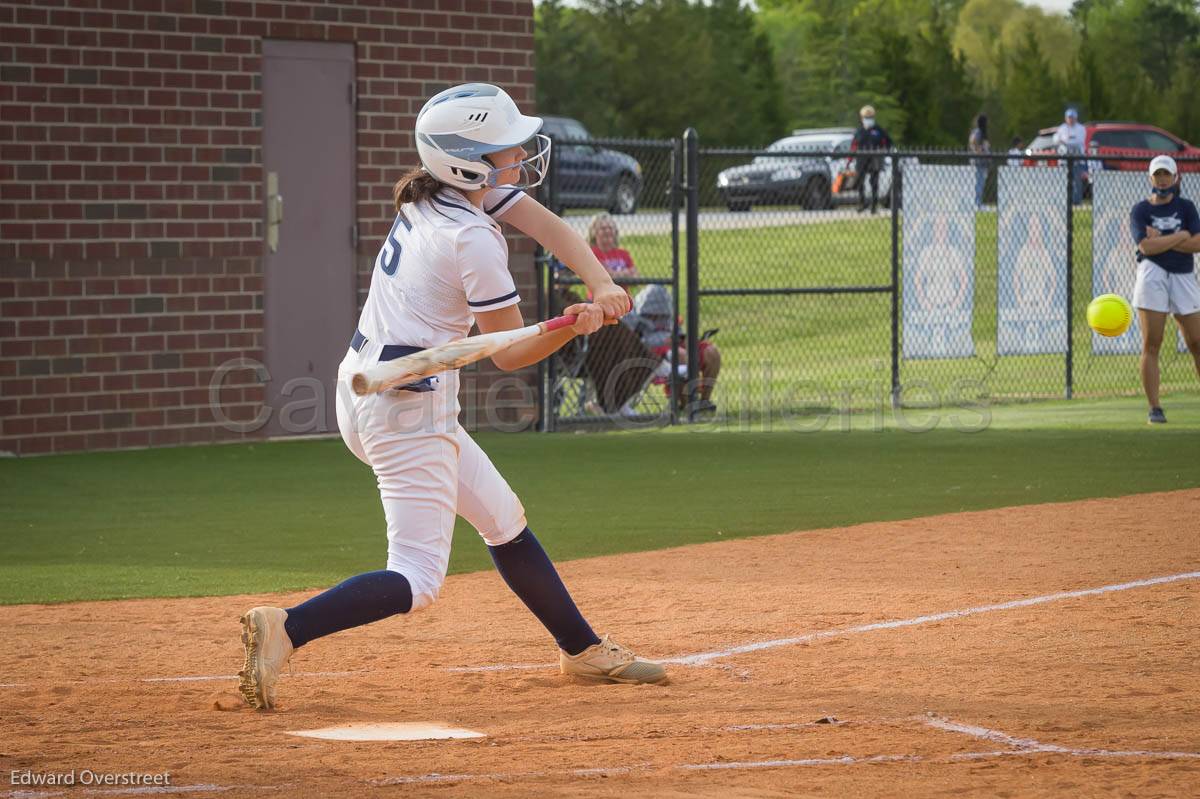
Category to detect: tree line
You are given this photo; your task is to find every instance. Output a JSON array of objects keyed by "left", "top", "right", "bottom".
[{"left": 534, "top": 0, "right": 1200, "bottom": 149}]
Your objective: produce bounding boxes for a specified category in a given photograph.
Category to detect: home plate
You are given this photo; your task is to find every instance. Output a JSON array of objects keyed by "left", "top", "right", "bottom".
[{"left": 287, "top": 722, "right": 486, "bottom": 742}]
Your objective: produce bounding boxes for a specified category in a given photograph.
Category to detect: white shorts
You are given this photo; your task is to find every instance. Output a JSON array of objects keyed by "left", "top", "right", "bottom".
[
  {"left": 1133, "top": 260, "right": 1200, "bottom": 316},
  {"left": 335, "top": 347, "right": 527, "bottom": 611}
]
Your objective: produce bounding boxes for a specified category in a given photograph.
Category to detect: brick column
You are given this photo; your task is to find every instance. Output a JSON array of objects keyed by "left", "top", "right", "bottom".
[{"left": 1, "top": 0, "right": 536, "bottom": 455}]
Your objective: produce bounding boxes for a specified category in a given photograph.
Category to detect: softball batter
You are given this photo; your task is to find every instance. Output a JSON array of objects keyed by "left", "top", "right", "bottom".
[{"left": 239, "top": 84, "right": 666, "bottom": 710}]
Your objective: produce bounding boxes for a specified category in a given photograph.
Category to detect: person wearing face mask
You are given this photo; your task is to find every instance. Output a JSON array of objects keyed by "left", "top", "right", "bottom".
[
  {"left": 1053, "top": 108, "right": 1086, "bottom": 205},
  {"left": 850, "top": 105, "right": 892, "bottom": 214},
  {"left": 1129, "top": 155, "right": 1200, "bottom": 424}
]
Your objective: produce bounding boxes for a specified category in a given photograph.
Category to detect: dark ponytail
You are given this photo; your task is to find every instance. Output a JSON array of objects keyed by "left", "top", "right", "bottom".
[
  {"left": 973, "top": 113, "right": 988, "bottom": 139},
  {"left": 393, "top": 167, "right": 443, "bottom": 210}
]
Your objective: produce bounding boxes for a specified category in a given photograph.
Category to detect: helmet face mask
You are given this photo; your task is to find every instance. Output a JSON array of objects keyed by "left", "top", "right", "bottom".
[
  {"left": 486, "top": 133, "right": 551, "bottom": 190},
  {"left": 415, "top": 84, "right": 551, "bottom": 191}
]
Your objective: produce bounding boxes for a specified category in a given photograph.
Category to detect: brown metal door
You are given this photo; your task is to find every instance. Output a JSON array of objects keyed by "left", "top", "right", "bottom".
[{"left": 262, "top": 40, "right": 356, "bottom": 436}]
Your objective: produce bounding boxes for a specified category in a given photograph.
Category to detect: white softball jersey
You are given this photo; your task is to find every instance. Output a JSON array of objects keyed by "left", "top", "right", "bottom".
[
  {"left": 355, "top": 187, "right": 527, "bottom": 349},
  {"left": 334, "top": 186, "right": 532, "bottom": 611}
]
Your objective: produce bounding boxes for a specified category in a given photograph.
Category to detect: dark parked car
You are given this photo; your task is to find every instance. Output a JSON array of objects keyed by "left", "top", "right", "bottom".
[
  {"left": 541, "top": 116, "right": 643, "bottom": 215},
  {"left": 715, "top": 130, "right": 849, "bottom": 212}
]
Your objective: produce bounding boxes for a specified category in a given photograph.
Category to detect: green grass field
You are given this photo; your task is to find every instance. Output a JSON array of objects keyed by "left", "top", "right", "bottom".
[
  {"left": 3, "top": 394, "right": 1198, "bottom": 605},
  {"left": 611, "top": 210, "right": 1199, "bottom": 414}
]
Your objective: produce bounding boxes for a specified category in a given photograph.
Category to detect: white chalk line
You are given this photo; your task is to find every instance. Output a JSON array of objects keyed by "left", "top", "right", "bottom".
[
  {"left": 371, "top": 747, "right": 1198, "bottom": 785},
  {"left": 367, "top": 714, "right": 1200, "bottom": 785},
  {"left": 444, "top": 662, "right": 549, "bottom": 673},
  {"left": 666, "top": 570, "right": 1200, "bottom": 666},
  {"left": 922, "top": 715, "right": 1200, "bottom": 760},
  {"left": 4, "top": 570, "right": 1197, "bottom": 687},
  {"left": 680, "top": 754, "right": 922, "bottom": 770},
  {"left": 0, "top": 671, "right": 365, "bottom": 690},
  {"left": 141, "top": 670, "right": 364, "bottom": 684},
  {"left": 924, "top": 714, "right": 1070, "bottom": 752},
  {"left": 449, "top": 569, "right": 1200, "bottom": 673},
  {"left": 370, "top": 765, "right": 650, "bottom": 786}
]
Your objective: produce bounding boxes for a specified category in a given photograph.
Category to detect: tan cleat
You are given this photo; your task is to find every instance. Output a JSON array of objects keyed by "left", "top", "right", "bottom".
[
  {"left": 238, "top": 607, "right": 294, "bottom": 710},
  {"left": 559, "top": 634, "right": 668, "bottom": 685}
]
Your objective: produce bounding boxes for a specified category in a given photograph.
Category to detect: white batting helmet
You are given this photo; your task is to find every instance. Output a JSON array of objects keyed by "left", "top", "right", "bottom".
[{"left": 414, "top": 83, "right": 551, "bottom": 191}]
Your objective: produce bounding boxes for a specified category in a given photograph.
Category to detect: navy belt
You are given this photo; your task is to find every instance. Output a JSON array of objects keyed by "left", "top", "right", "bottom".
[{"left": 350, "top": 329, "right": 436, "bottom": 392}]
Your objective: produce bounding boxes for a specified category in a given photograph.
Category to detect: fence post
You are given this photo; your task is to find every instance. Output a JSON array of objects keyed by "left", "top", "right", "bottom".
[
  {"left": 543, "top": 139, "right": 562, "bottom": 431},
  {"left": 890, "top": 157, "right": 901, "bottom": 408},
  {"left": 684, "top": 128, "right": 700, "bottom": 418},
  {"left": 534, "top": 227, "right": 546, "bottom": 433},
  {"left": 1065, "top": 153, "right": 1074, "bottom": 400},
  {"left": 669, "top": 136, "right": 684, "bottom": 425}
]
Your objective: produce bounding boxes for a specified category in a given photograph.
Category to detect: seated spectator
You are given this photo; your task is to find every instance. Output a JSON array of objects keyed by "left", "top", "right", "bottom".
[
  {"left": 580, "top": 321, "right": 657, "bottom": 417},
  {"left": 626, "top": 284, "right": 721, "bottom": 414},
  {"left": 587, "top": 213, "right": 639, "bottom": 281}
]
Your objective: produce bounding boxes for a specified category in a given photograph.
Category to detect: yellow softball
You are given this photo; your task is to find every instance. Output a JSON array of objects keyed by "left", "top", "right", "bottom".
[{"left": 1087, "top": 293, "right": 1133, "bottom": 337}]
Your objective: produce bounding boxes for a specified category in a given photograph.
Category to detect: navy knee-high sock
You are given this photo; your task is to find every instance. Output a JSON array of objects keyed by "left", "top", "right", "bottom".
[
  {"left": 283, "top": 570, "right": 412, "bottom": 649},
  {"left": 488, "top": 528, "right": 600, "bottom": 656}
]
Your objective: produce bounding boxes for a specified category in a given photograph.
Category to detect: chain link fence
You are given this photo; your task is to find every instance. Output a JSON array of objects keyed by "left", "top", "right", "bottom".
[
  {"left": 687, "top": 132, "right": 897, "bottom": 425},
  {"left": 535, "top": 135, "right": 683, "bottom": 430},
  {"left": 533, "top": 131, "right": 1200, "bottom": 430}
]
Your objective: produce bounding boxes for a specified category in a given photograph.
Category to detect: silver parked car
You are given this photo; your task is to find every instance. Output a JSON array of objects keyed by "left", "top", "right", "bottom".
[{"left": 716, "top": 129, "right": 851, "bottom": 212}]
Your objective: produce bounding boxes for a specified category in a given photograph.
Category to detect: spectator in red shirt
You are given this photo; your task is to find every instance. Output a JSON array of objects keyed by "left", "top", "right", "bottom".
[{"left": 587, "top": 213, "right": 639, "bottom": 280}]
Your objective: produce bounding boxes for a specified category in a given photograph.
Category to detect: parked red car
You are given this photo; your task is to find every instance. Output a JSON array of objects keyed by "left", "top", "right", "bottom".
[{"left": 1023, "top": 122, "right": 1200, "bottom": 172}]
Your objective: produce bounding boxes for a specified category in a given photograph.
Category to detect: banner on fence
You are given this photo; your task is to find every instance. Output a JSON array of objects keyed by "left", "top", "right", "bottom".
[
  {"left": 997, "top": 166, "right": 1068, "bottom": 355},
  {"left": 902, "top": 165, "right": 976, "bottom": 360},
  {"left": 1092, "top": 172, "right": 1145, "bottom": 354}
]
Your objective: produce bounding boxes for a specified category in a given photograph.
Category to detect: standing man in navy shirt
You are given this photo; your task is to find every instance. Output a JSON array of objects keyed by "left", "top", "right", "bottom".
[
  {"left": 1129, "top": 155, "right": 1200, "bottom": 423},
  {"left": 850, "top": 105, "right": 892, "bottom": 214}
]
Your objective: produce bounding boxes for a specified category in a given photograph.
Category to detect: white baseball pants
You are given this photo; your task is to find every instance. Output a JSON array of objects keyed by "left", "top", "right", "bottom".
[{"left": 335, "top": 346, "right": 527, "bottom": 611}]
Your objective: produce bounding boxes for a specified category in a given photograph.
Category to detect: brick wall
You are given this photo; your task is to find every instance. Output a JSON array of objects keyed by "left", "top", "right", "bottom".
[{"left": 0, "top": 0, "right": 537, "bottom": 455}]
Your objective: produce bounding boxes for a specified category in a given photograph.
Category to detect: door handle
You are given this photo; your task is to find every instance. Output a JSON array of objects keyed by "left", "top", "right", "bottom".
[{"left": 267, "top": 171, "right": 284, "bottom": 253}]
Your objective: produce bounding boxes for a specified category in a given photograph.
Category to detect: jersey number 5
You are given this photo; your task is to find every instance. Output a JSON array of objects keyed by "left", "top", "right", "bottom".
[{"left": 376, "top": 212, "right": 412, "bottom": 277}]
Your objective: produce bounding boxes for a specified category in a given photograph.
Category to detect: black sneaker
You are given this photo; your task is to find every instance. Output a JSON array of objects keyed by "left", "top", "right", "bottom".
[{"left": 1148, "top": 407, "right": 1167, "bottom": 424}]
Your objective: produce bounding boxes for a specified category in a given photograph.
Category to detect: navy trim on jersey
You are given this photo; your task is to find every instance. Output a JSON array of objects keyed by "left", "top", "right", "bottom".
[
  {"left": 468, "top": 289, "right": 519, "bottom": 308},
  {"left": 485, "top": 189, "right": 523, "bottom": 217},
  {"left": 432, "top": 194, "right": 474, "bottom": 215}
]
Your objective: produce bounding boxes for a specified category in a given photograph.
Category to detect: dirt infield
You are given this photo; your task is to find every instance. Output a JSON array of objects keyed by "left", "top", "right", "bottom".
[{"left": 2, "top": 489, "right": 1198, "bottom": 798}]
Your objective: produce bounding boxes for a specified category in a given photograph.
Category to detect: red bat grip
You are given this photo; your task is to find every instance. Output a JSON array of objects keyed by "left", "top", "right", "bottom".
[{"left": 542, "top": 314, "right": 578, "bottom": 333}]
